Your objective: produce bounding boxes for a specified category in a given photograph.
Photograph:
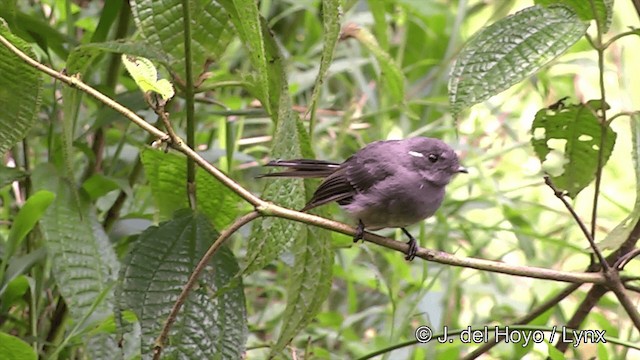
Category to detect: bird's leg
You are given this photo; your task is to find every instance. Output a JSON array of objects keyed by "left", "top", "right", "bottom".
[
  {"left": 401, "top": 228, "right": 418, "bottom": 261},
  {"left": 353, "top": 220, "right": 365, "bottom": 243}
]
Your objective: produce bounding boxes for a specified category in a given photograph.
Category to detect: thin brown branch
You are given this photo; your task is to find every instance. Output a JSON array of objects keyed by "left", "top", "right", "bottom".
[
  {"left": 606, "top": 270, "right": 640, "bottom": 331},
  {"left": 153, "top": 211, "right": 261, "bottom": 360},
  {"left": 544, "top": 176, "right": 609, "bottom": 270}
]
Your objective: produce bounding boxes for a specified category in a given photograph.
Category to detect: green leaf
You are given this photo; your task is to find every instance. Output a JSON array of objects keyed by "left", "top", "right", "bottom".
[
  {"left": 0, "top": 249, "right": 45, "bottom": 298},
  {"left": 119, "top": 210, "right": 247, "bottom": 359},
  {"left": 140, "top": 148, "right": 243, "bottom": 229},
  {"left": 81, "top": 174, "right": 123, "bottom": 201},
  {"left": 66, "top": 40, "right": 170, "bottom": 76},
  {"left": 243, "top": 110, "right": 307, "bottom": 274},
  {"left": 5, "top": 190, "right": 55, "bottom": 259},
  {"left": 0, "top": 275, "right": 29, "bottom": 311},
  {"left": 271, "top": 226, "right": 334, "bottom": 357},
  {"left": 0, "top": 24, "right": 43, "bottom": 156},
  {"left": 342, "top": 24, "right": 405, "bottom": 104},
  {"left": 219, "top": 0, "right": 272, "bottom": 114},
  {"left": 31, "top": 164, "right": 119, "bottom": 324},
  {"left": 130, "top": 0, "right": 233, "bottom": 80},
  {"left": 0, "top": 166, "right": 26, "bottom": 188},
  {"left": 599, "top": 113, "right": 640, "bottom": 249},
  {"left": 535, "top": 0, "right": 613, "bottom": 33},
  {"left": 530, "top": 101, "right": 616, "bottom": 198},
  {"left": 308, "top": 0, "right": 342, "bottom": 134},
  {"left": 122, "top": 54, "right": 175, "bottom": 100},
  {"left": 449, "top": 5, "right": 588, "bottom": 116},
  {"left": 0, "top": 332, "right": 37, "bottom": 360}
]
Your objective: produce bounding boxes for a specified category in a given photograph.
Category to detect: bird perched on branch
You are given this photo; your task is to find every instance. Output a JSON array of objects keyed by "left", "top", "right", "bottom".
[{"left": 261, "top": 137, "right": 467, "bottom": 260}]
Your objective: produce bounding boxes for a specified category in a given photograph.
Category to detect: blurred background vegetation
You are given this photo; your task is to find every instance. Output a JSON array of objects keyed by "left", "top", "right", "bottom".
[{"left": 1, "top": 0, "right": 640, "bottom": 359}]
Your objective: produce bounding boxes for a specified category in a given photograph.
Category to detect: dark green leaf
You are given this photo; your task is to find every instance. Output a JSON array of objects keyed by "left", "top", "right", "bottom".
[
  {"left": 271, "top": 226, "right": 334, "bottom": 356},
  {"left": 0, "top": 332, "right": 37, "bottom": 360},
  {"left": 449, "top": 5, "right": 588, "bottom": 116},
  {"left": 120, "top": 210, "right": 247, "bottom": 359},
  {"left": 535, "top": 0, "right": 613, "bottom": 32},
  {"left": 244, "top": 112, "right": 307, "bottom": 274},
  {"left": 0, "top": 166, "right": 27, "bottom": 188},
  {"left": 66, "top": 40, "right": 170, "bottom": 75},
  {"left": 0, "top": 24, "right": 43, "bottom": 155},
  {"left": 140, "top": 148, "right": 243, "bottom": 229},
  {"left": 5, "top": 190, "right": 55, "bottom": 258},
  {"left": 130, "top": 0, "right": 233, "bottom": 79},
  {"left": 308, "top": 0, "right": 342, "bottom": 134},
  {"left": 31, "top": 164, "right": 119, "bottom": 323},
  {"left": 218, "top": 0, "right": 266, "bottom": 110},
  {"left": 530, "top": 102, "right": 616, "bottom": 198}
]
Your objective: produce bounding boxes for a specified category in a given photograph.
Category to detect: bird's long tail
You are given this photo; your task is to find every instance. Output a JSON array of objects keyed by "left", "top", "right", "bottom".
[{"left": 259, "top": 159, "right": 340, "bottom": 178}]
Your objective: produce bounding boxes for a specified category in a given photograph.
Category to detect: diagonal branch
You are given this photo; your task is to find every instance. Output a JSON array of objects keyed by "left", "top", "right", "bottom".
[{"left": 544, "top": 176, "right": 610, "bottom": 271}]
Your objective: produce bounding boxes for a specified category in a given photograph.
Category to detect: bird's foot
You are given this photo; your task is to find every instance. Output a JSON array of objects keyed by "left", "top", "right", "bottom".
[
  {"left": 402, "top": 228, "right": 418, "bottom": 261},
  {"left": 353, "top": 220, "right": 365, "bottom": 243}
]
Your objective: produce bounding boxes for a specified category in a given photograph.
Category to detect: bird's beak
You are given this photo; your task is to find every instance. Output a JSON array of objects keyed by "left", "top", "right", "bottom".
[{"left": 457, "top": 166, "right": 468, "bottom": 174}]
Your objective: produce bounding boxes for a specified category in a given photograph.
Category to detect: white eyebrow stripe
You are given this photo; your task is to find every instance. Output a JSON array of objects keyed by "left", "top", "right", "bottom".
[{"left": 408, "top": 151, "right": 424, "bottom": 158}]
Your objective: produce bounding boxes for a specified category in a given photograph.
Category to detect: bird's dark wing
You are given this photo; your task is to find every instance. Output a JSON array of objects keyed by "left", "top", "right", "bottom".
[
  {"left": 260, "top": 159, "right": 340, "bottom": 178},
  {"left": 344, "top": 147, "right": 394, "bottom": 193},
  {"left": 301, "top": 166, "right": 357, "bottom": 211}
]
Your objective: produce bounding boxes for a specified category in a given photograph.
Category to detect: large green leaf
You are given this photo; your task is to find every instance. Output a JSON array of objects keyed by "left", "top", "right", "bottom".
[
  {"left": 0, "top": 24, "right": 43, "bottom": 156},
  {"left": 449, "top": 5, "right": 588, "bottom": 116},
  {"left": 308, "top": 0, "right": 342, "bottom": 134},
  {"left": 140, "top": 148, "right": 243, "bottom": 229},
  {"left": 130, "top": 0, "right": 233, "bottom": 79},
  {"left": 4, "top": 191, "right": 55, "bottom": 260},
  {"left": 530, "top": 101, "right": 616, "bottom": 198},
  {"left": 599, "top": 113, "right": 640, "bottom": 249},
  {"left": 0, "top": 332, "right": 37, "bottom": 360},
  {"left": 535, "top": 0, "right": 613, "bottom": 33},
  {"left": 120, "top": 210, "right": 247, "bottom": 359},
  {"left": 271, "top": 225, "right": 334, "bottom": 357},
  {"left": 220, "top": 0, "right": 273, "bottom": 113},
  {"left": 66, "top": 40, "right": 170, "bottom": 75},
  {"left": 244, "top": 112, "right": 307, "bottom": 274},
  {"left": 31, "top": 164, "right": 119, "bottom": 324},
  {"left": 219, "top": 0, "right": 279, "bottom": 115}
]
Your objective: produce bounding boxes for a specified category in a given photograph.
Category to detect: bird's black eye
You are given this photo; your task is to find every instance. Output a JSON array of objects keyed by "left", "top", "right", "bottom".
[{"left": 428, "top": 154, "right": 439, "bottom": 163}]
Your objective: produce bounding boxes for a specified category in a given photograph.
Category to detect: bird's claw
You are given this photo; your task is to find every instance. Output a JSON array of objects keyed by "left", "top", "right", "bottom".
[
  {"left": 402, "top": 228, "right": 418, "bottom": 261},
  {"left": 353, "top": 220, "right": 365, "bottom": 243},
  {"left": 404, "top": 237, "right": 418, "bottom": 261}
]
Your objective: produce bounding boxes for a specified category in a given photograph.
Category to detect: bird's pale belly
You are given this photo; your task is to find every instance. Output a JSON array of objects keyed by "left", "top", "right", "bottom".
[{"left": 342, "top": 187, "right": 445, "bottom": 229}]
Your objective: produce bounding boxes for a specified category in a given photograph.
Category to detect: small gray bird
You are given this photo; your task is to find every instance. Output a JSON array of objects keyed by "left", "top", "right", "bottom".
[{"left": 262, "top": 137, "right": 467, "bottom": 260}]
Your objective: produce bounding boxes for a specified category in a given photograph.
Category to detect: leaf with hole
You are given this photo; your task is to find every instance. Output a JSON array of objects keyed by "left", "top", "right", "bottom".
[{"left": 530, "top": 101, "right": 616, "bottom": 198}]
